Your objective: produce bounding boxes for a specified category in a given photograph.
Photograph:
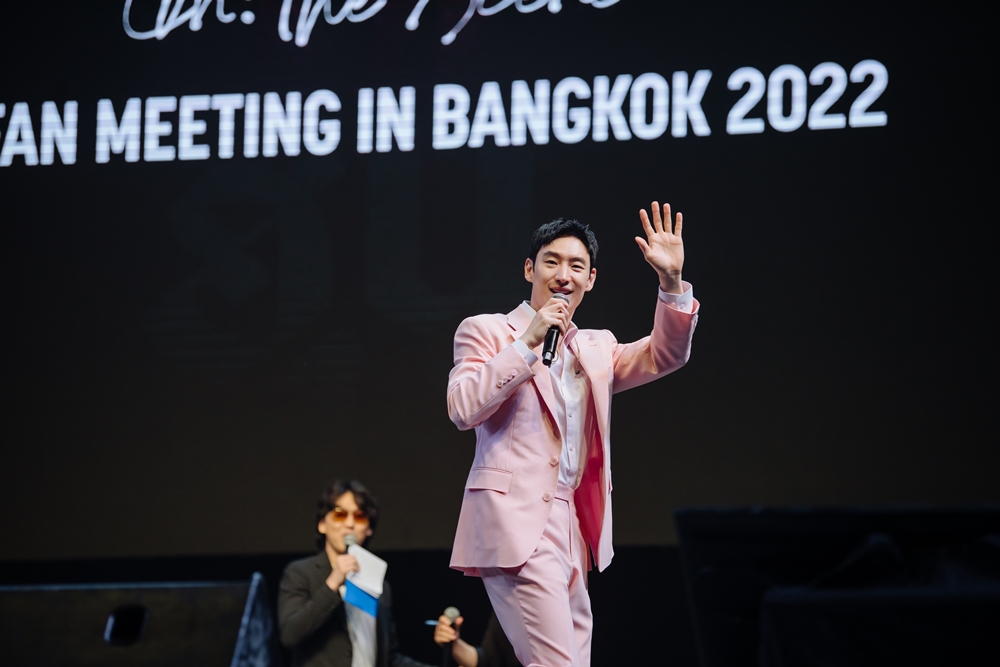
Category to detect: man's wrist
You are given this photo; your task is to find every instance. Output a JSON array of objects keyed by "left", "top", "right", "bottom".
[
  {"left": 658, "top": 272, "right": 683, "bottom": 294},
  {"left": 452, "top": 639, "right": 479, "bottom": 667},
  {"left": 512, "top": 337, "right": 539, "bottom": 367},
  {"left": 326, "top": 570, "right": 345, "bottom": 590},
  {"left": 518, "top": 332, "right": 540, "bottom": 349}
]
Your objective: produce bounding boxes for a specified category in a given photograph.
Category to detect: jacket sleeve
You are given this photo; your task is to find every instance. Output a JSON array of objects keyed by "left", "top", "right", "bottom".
[
  {"left": 446, "top": 315, "right": 535, "bottom": 431},
  {"left": 277, "top": 560, "right": 343, "bottom": 648},
  {"left": 610, "top": 292, "right": 700, "bottom": 394}
]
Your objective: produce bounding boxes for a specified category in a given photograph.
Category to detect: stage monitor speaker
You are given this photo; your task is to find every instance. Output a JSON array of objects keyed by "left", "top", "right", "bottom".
[
  {"left": 675, "top": 507, "right": 1000, "bottom": 667},
  {"left": 0, "top": 571, "right": 278, "bottom": 666}
]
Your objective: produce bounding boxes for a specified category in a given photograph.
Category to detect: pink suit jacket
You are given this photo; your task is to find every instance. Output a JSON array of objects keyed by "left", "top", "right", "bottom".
[{"left": 448, "top": 294, "right": 699, "bottom": 574}]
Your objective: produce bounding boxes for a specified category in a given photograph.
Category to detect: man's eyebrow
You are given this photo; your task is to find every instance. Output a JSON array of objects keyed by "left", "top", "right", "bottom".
[{"left": 540, "top": 250, "right": 589, "bottom": 264}]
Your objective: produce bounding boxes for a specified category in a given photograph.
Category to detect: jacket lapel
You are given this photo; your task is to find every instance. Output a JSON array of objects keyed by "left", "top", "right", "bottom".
[
  {"left": 573, "top": 334, "right": 610, "bottom": 442},
  {"left": 507, "top": 304, "right": 560, "bottom": 437}
]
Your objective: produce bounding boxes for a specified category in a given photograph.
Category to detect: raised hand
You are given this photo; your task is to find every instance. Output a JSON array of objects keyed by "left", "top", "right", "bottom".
[{"left": 635, "top": 201, "right": 684, "bottom": 294}]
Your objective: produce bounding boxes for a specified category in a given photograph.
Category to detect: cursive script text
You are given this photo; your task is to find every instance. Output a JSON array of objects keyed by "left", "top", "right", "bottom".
[{"left": 124, "top": 0, "right": 621, "bottom": 46}]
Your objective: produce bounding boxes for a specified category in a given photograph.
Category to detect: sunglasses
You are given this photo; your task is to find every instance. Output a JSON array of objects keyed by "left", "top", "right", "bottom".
[{"left": 330, "top": 508, "right": 369, "bottom": 524}]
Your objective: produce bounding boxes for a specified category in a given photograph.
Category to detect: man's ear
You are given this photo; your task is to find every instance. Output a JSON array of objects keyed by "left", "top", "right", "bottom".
[
  {"left": 365, "top": 527, "right": 373, "bottom": 538},
  {"left": 317, "top": 521, "right": 328, "bottom": 536},
  {"left": 585, "top": 267, "right": 597, "bottom": 292},
  {"left": 524, "top": 258, "right": 534, "bottom": 283}
]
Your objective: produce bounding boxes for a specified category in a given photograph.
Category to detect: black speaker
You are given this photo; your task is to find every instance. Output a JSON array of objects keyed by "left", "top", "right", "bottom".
[{"left": 0, "top": 572, "right": 279, "bottom": 666}]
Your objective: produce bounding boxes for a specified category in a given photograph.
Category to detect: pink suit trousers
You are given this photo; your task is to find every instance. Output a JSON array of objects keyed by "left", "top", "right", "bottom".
[{"left": 480, "top": 483, "right": 591, "bottom": 667}]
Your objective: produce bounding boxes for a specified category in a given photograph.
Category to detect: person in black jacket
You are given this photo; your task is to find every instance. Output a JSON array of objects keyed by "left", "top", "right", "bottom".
[{"left": 278, "top": 479, "right": 430, "bottom": 667}]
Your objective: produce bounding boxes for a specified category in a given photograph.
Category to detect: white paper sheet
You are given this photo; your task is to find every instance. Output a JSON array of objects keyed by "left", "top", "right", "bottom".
[{"left": 346, "top": 544, "right": 387, "bottom": 598}]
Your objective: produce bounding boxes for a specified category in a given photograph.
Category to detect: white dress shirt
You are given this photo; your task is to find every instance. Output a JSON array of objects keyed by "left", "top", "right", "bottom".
[
  {"left": 512, "top": 284, "right": 694, "bottom": 489},
  {"left": 339, "top": 584, "right": 376, "bottom": 667}
]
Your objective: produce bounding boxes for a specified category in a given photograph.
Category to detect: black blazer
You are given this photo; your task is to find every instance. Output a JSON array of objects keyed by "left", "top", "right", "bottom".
[{"left": 278, "top": 552, "right": 430, "bottom": 667}]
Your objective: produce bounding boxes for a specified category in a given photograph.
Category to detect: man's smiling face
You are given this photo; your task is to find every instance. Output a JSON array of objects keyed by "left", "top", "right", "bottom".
[{"left": 525, "top": 235, "right": 597, "bottom": 316}]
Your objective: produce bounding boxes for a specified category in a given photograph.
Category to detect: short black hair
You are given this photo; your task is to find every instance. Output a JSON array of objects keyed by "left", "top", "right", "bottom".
[
  {"left": 315, "top": 479, "right": 380, "bottom": 550},
  {"left": 528, "top": 218, "right": 598, "bottom": 268}
]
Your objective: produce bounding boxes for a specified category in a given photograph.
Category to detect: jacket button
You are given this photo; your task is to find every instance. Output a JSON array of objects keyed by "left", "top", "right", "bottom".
[
  {"left": 496, "top": 381, "right": 503, "bottom": 388},
  {"left": 549, "top": 456, "right": 559, "bottom": 467},
  {"left": 542, "top": 493, "right": 552, "bottom": 502}
]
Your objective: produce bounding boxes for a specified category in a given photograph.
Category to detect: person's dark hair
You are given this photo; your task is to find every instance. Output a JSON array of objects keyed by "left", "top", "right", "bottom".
[
  {"left": 314, "top": 479, "right": 380, "bottom": 550},
  {"left": 528, "top": 218, "right": 598, "bottom": 268}
]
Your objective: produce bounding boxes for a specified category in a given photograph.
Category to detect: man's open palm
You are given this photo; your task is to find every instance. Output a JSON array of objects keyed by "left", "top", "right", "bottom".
[{"left": 636, "top": 201, "right": 685, "bottom": 279}]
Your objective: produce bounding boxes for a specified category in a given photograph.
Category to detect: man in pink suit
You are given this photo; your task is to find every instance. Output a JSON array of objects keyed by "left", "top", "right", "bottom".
[{"left": 447, "top": 202, "right": 699, "bottom": 667}]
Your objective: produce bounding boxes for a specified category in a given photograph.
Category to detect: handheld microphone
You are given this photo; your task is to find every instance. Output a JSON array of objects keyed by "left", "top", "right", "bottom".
[
  {"left": 542, "top": 294, "right": 569, "bottom": 367},
  {"left": 441, "top": 607, "right": 461, "bottom": 667},
  {"left": 343, "top": 535, "right": 359, "bottom": 578}
]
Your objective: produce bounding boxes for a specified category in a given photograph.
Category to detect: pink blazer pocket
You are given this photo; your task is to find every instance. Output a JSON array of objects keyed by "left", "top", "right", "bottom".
[{"left": 465, "top": 467, "right": 513, "bottom": 493}]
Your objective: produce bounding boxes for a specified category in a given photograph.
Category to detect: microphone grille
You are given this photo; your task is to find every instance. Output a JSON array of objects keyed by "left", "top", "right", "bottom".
[
  {"left": 344, "top": 535, "right": 357, "bottom": 547},
  {"left": 443, "top": 606, "right": 460, "bottom": 621}
]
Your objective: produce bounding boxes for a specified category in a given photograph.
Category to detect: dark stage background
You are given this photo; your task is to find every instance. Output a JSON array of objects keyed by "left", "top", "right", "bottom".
[{"left": 1, "top": 1, "right": 994, "bottom": 566}]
